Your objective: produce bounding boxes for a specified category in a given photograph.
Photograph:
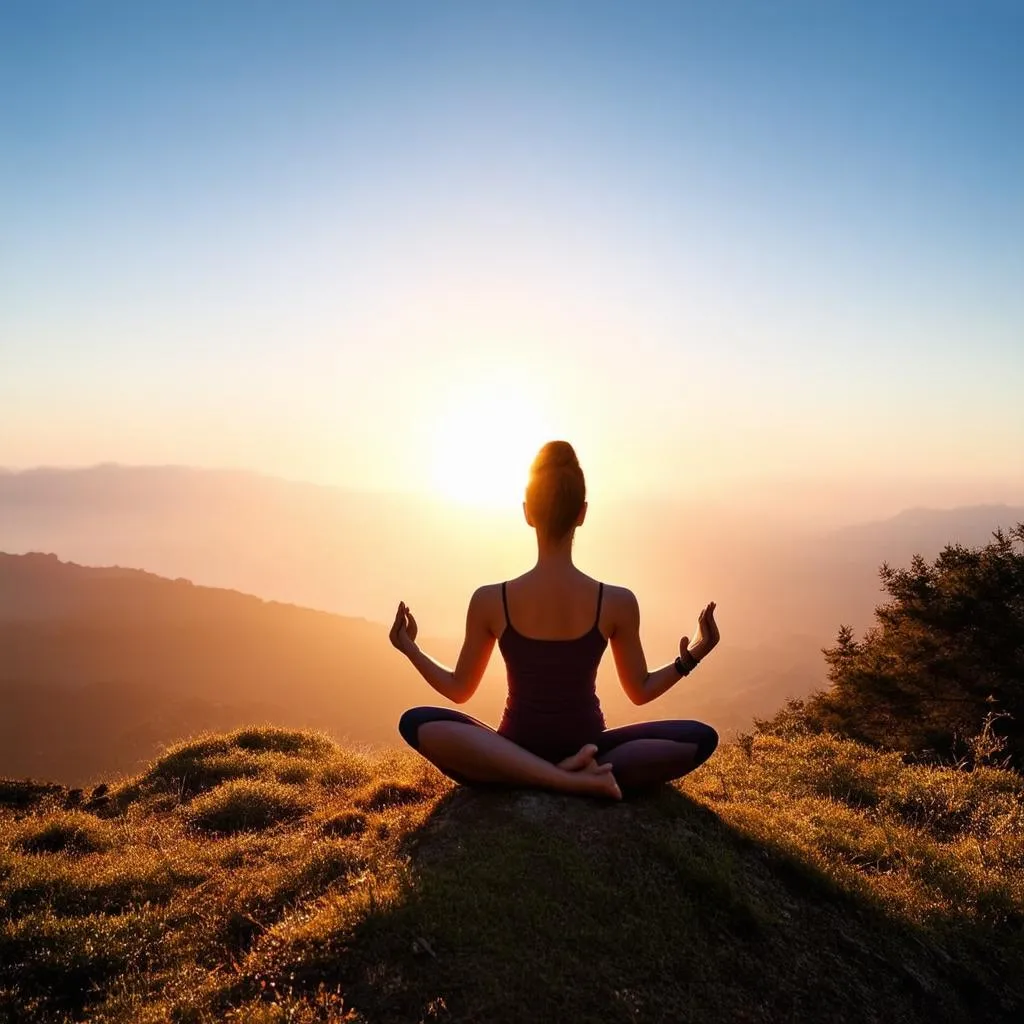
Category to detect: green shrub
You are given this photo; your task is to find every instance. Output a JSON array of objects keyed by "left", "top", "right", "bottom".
[{"left": 760, "top": 525, "right": 1024, "bottom": 767}]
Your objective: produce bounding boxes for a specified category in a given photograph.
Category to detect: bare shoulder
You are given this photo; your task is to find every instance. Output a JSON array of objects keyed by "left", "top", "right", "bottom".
[
  {"left": 469, "top": 582, "right": 504, "bottom": 611},
  {"left": 600, "top": 583, "right": 640, "bottom": 636},
  {"left": 601, "top": 583, "right": 638, "bottom": 608},
  {"left": 469, "top": 582, "right": 505, "bottom": 635}
]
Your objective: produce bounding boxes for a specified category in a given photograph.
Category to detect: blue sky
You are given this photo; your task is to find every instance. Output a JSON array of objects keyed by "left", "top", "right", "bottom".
[{"left": 2, "top": 1, "right": 1022, "bottom": 503}]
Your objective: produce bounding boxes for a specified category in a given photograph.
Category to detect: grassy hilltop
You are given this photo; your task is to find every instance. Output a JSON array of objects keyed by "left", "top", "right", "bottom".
[{"left": 1, "top": 726, "right": 1023, "bottom": 1024}]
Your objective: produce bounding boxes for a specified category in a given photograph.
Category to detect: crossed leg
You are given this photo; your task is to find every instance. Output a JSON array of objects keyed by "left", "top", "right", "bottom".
[
  {"left": 594, "top": 720, "right": 719, "bottom": 794},
  {"left": 398, "top": 708, "right": 718, "bottom": 799},
  {"left": 399, "top": 707, "right": 621, "bottom": 797}
]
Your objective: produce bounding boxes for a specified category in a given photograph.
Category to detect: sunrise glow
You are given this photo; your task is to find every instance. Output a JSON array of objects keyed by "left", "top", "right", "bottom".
[{"left": 429, "top": 387, "right": 554, "bottom": 508}]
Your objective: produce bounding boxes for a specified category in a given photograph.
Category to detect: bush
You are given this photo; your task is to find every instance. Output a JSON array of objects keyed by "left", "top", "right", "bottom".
[{"left": 760, "top": 524, "right": 1024, "bottom": 767}]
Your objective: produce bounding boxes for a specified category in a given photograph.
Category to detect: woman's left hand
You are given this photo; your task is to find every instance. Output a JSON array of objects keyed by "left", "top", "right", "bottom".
[
  {"left": 389, "top": 601, "right": 419, "bottom": 656},
  {"left": 687, "top": 601, "right": 719, "bottom": 662}
]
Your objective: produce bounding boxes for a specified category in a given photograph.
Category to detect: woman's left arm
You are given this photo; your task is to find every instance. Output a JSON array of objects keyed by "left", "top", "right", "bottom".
[{"left": 389, "top": 588, "right": 496, "bottom": 704}]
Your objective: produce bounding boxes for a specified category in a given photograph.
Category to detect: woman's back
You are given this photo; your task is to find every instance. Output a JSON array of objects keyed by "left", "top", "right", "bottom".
[
  {"left": 499, "top": 568, "right": 606, "bottom": 641},
  {"left": 496, "top": 570, "right": 608, "bottom": 761}
]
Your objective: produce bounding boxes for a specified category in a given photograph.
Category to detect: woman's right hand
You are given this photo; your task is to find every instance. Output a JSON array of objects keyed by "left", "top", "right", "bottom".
[
  {"left": 682, "top": 601, "right": 719, "bottom": 663},
  {"left": 389, "top": 601, "right": 419, "bottom": 656}
]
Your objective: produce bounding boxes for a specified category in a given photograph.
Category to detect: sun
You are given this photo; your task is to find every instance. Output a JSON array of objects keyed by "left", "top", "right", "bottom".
[{"left": 430, "top": 389, "right": 551, "bottom": 508}]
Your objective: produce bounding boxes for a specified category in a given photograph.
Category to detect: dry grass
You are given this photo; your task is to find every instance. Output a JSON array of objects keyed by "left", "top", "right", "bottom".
[{"left": 12, "top": 811, "right": 115, "bottom": 856}]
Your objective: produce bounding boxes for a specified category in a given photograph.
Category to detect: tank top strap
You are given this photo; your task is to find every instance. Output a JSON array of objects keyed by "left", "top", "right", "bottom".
[
  {"left": 501, "top": 581, "right": 511, "bottom": 628},
  {"left": 594, "top": 582, "right": 604, "bottom": 629}
]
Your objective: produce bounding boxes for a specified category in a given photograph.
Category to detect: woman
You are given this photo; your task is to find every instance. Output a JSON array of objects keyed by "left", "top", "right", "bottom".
[{"left": 391, "top": 441, "right": 720, "bottom": 800}]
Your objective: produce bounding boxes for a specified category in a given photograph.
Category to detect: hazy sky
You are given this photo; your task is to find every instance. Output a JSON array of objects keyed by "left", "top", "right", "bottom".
[{"left": 2, "top": 1, "right": 1022, "bottom": 506}]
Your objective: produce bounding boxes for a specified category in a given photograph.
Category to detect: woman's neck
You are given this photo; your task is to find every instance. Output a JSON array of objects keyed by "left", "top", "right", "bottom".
[{"left": 534, "top": 534, "right": 575, "bottom": 570}]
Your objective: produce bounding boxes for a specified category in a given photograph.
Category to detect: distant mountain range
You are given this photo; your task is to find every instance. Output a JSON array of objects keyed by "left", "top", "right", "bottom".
[
  {"left": 0, "top": 552, "right": 424, "bottom": 784},
  {"left": 3, "top": 464, "right": 1021, "bottom": 644}
]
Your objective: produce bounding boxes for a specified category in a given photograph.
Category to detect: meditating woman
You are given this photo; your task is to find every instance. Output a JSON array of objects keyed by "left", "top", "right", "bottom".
[{"left": 391, "top": 441, "right": 720, "bottom": 799}]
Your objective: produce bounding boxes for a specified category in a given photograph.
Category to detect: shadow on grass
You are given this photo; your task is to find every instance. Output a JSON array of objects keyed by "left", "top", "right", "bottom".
[{"left": 256, "top": 784, "right": 1023, "bottom": 1024}]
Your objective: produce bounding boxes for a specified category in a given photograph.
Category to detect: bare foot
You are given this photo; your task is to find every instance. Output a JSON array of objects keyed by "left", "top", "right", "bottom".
[
  {"left": 558, "top": 744, "right": 599, "bottom": 771},
  {"left": 575, "top": 769, "right": 623, "bottom": 800},
  {"left": 555, "top": 745, "right": 621, "bottom": 798}
]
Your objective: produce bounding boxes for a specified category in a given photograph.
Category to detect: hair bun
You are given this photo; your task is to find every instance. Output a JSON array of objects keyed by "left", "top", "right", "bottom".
[
  {"left": 534, "top": 440, "right": 579, "bottom": 472},
  {"left": 526, "top": 440, "right": 586, "bottom": 541}
]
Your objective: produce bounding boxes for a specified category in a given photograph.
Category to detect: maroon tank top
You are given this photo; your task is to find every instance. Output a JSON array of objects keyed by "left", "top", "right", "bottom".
[{"left": 496, "top": 580, "right": 608, "bottom": 761}]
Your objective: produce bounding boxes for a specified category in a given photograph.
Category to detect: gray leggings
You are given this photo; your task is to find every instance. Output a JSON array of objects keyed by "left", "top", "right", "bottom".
[{"left": 399, "top": 706, "right": 719, "bottom": 793}]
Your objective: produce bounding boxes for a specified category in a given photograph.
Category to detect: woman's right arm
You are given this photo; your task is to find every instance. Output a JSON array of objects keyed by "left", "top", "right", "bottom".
[
  {"left": 609, "top": 589, "right": 718, "bottom": 706},
  {"left": 390, "top": 588, "right": 496, "bottom": 704}
]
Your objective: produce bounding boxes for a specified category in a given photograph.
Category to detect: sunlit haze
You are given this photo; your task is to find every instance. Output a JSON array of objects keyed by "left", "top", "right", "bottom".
[
  {"left": 2, "top": 1, "right": 1021, "bottom": 511},
  {"left": 429, "top": 370, "right": 557, "bottom": 507}
]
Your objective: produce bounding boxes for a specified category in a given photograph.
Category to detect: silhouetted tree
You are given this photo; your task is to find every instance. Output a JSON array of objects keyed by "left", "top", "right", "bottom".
[{"left": 759, "top": 524, "right": 1024, "bottom": 768}]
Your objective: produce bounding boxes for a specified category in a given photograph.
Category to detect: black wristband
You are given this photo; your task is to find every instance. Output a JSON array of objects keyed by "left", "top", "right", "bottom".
[{"left": 674, "top": 651, "right": 699, "bottom": 677}]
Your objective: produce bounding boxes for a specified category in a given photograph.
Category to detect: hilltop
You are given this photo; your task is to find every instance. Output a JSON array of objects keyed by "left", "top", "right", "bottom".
[{"left": 2, "top": 727, "right": 1022, "bottom": 1023}]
